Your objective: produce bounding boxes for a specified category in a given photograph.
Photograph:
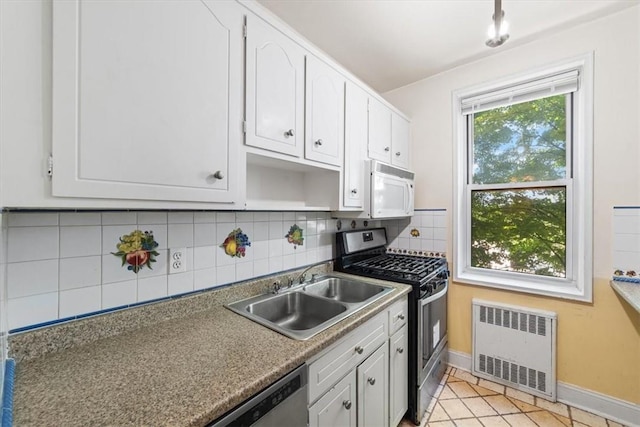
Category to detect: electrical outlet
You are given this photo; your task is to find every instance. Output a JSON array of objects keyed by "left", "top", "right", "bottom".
[{"left": 169, "top": 248, "right": 187, "bottom": 274}]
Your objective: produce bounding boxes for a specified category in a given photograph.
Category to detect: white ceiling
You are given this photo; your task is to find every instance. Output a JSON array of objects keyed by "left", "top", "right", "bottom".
[{"left": 257, "top": 0, "right": 639, "bottom": 93}]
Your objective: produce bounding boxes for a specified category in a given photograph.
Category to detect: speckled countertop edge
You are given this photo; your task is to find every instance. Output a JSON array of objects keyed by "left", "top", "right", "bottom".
[
  {"left": 611, "top": 280, "right": 640, "bottom": 313},
  {"left": 11, "top": 267, "right": 411, "bottom": 427}
]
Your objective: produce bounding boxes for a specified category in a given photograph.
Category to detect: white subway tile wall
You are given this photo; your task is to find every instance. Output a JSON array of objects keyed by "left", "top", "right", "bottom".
[
  {"left": 612, "top": 207, "right": 640, "bottom": 282},
  {"left": 386, "top": 209, "right": 448, "bottom": 255},
  {"left": 5, "top": 211, "right": 340, "bottom": 330}
]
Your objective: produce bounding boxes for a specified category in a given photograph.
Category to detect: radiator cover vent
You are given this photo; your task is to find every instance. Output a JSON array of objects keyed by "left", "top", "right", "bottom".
[{"left": 472, "top": 299, "right": 557, "bottom": 400}]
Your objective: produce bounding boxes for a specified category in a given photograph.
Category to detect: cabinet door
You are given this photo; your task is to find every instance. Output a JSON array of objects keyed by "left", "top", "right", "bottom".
[
  {"left": 245, "top": 13, "right": 305, "bottom": 158},
  {"left": 389, "top": 325, "right": 409, "bottom": 427},
  {"left": 305, "top": 56, "right": 344, "bottom": 166},
  {"left": 343, "top": 82, "right": 368, "bottom": 208},
  {"left": 309, "top": 371, "right": 357, "bottom": 427},
  {"left": 357, "top": 344, "right": 389, "bottom": 427},
  {"left": 391, "top": 113, "right": 410, "bottom": 169},
  {"left": 367, "top": 98, "right": 392, "bottom": 163},
  {"left": 52, "top": 0, "right": 242, "bottom": 203}
]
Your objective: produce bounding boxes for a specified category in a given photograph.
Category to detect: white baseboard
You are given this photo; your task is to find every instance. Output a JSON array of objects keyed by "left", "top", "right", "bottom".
[{"left": 446, "top": 350, "right": 639, "bottom": 427}]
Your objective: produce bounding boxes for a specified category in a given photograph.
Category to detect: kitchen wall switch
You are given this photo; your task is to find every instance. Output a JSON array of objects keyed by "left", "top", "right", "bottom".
[{"left": 169, "top": 248, "right": 187, "bottom": 274}]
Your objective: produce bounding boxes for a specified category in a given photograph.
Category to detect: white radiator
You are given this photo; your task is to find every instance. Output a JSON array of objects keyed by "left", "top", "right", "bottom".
[{"left": 472, "top": 299, "right": 557, "bottom": 400}]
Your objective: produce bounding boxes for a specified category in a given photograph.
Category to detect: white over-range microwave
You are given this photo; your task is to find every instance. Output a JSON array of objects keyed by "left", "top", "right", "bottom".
[{"left": 365, "top": 160, "right": 415, "bottom": 219}]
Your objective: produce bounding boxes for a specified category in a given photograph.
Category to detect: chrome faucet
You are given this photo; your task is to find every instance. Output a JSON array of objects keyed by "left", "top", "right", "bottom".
[
  {"left": 297, "top": 262, "right": 327, "bottom": 284},
  {"left": 271, "top": 281, "right": 282, "bottom": 294}
]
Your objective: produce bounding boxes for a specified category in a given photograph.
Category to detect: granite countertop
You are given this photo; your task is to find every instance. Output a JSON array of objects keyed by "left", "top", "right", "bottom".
[
  {"left": 11, "top": 270, "right": 411, "bottom": 427},
  {"left": 610, "top": 280, "right": 640, "bottom": 313}
]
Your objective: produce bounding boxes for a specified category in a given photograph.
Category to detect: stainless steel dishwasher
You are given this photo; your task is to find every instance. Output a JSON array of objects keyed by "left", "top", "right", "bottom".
[{"left": 208, "top": 364, "right": 308, "bottom": 427}]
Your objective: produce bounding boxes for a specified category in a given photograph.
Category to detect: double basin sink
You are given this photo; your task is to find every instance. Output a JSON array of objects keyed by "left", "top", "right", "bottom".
[{"left": 226, "top": 275, "right": 394, "bottom": 340}]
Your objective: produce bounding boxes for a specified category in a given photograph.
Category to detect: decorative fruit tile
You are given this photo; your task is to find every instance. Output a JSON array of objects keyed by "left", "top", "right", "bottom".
[
  {"left": 220, "top": 228, "right": 251, "bottom": 258},
  {"left": 111, "top": 229, "right": 159, "bottom": 274},
  {"left": 285, "top": 224, "right": 304, "bottom": 247}
]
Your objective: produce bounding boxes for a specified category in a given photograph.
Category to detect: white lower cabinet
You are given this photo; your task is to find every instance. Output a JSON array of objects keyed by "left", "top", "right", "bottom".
[
  {"left": 308, "top": 296, "right": 408, "bottom": 427},
  {"left": 389, "top": 324, "right": 409, "bottom": 427},
  {"left": 357, "top": 344, "right": 389, "bottom": 427},
  {"left": 309, "top": 371, "right": 357, "bottom": 427}
]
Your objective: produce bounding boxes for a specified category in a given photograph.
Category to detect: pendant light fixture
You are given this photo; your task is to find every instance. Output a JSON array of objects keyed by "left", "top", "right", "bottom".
[{"left": 486, "top": 0, "right": 509, "bottom": 48}]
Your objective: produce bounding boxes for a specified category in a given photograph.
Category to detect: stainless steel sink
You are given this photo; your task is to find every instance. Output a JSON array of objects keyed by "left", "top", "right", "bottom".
[
  {"left": 226, "top": 275, "right": 394, "bottom": 340},
  {"left": 303, "top": 277, "right": 388, "bottom": 303},
  {"left": 247, "top": 292, "right": 347, "bottom": 331}
]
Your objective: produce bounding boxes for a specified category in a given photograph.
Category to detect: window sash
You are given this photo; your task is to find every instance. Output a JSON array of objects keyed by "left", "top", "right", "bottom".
[{"left": 461, "top": 70, "right": 579, "bottom": 115}]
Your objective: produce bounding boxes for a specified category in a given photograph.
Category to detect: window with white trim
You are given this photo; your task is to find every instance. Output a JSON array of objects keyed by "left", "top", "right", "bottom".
[{"left": 453, "top": 55, "right": 593, "bottom": 301}]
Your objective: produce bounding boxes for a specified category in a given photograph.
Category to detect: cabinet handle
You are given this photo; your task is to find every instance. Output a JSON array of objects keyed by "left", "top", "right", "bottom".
[
  {"left": 396, "top": 151, "right": 401, "bottom": 156},
  {"left": 315, "top": 139, "right": 323, "bottom": 146},
  {"left": 351, "top": 188, "right": 358, "bottom": 194},
  {"left": 367, "top": 377, "right": 376, "bottom": 385},
  {"left": 355, "top": 346, "right": 364, "bottom": 354},
  {"left": 343, "top": 400, "right": 352, "bottom": 410},
  {"left": 397, "top": 347, "right": 404, "bottom": 354},
  {"left": 212, "top": 171, "right": 224, "bottom": 180},
  {"left": 285, "top": 129, "right": 295, "bottom": 137},
  {"left": 397, "top": 313, "right": 405, "bottom": 320},
  {"left": 384, "top": 146, "right": 390, "bottom": 152}
]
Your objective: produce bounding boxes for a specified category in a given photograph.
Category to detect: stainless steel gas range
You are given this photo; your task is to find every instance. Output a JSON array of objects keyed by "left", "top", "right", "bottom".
[{"left": 335, "top": 228, "right": 449, "bottom": 425}]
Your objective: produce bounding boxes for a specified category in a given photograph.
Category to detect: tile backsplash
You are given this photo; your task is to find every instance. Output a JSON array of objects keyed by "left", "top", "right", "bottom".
[
  {"left": 385, "top": 209, "right": 448, "bottom": 256},
  {"left": 4, "top": 209, "right": 448, "bottom": 331},
  {"left": 613, "top": 207, "right": 640, "bottom": 283},
  {"left": 5, "top": 211, "right": 341, "bottom": 331}
]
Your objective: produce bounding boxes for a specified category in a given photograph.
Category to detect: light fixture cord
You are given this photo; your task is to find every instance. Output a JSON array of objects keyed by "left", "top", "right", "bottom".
[{"left": 494, "top": 0, "right": 503, "bottom": 35}]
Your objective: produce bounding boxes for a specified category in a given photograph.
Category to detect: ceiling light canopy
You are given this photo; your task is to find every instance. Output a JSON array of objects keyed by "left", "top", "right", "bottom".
[{"left": 486, "top": 0, "right": 510, "bottom": 48}]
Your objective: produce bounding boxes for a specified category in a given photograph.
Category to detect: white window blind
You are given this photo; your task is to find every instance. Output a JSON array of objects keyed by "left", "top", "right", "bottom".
[{"left": 461, "top": 70, "right": 579, "bottom": 115}]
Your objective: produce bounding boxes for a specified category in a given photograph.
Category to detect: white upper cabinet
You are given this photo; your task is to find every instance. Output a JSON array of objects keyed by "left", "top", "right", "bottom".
[
  {"left": 305, "top": 56, "right": 345, "bottom": 166},
  {"left": 367, "top": 97, "right": 393, "bottom": 164},
  {"left": 343, "top": 82, "right": 368, "bottom": 208},
  {"left": 391, "top": 112, "right": 410, "bottom": 169},
  {"left": 51, "top": 0, "right": 243, "bottom": 204},
  {"left": 245, "top": 13, "right": 305, "bottom": 158}
]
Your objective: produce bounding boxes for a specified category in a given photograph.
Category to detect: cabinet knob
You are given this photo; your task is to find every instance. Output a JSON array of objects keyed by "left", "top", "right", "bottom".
[
  {"left": 395, "top": 152, "right": 401, "bottom": 156},
  {"left": 397, "top": 313, "right": 405, "bottom": 320},
  {"left": 213, "top": 171, "right": 224, "bottom": 180},
  {"left": 355, "top": 346, "right": 364, "bottom": 354},
  {"left": 285, "top": 129, "right": 295, "bottom": 137},
  {"left": 367, "top": 377, "right": 376, "bottom": 385},
  {"left": 351, "top": 188, "right": 358, "bottom": 194},
  {"left": 315, "top": 139, "right": 323, "bottom": 146},
  {"left": 397, "top": 347, "right": 404, "bottom": 354},
  {"left": 343, "top": 400, "right": 352, "bottom": 410},
  {"left": 384, "top": 146, "right": 390, "bottom": 152}
]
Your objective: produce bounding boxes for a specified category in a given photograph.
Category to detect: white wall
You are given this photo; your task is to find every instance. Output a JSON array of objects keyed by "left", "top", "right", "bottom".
[
  {"left": 384, "top": 5, "right": 640, "bottom": 281},
  {"left": 383, "top": 5, "right": 640, "bottom": 405}
]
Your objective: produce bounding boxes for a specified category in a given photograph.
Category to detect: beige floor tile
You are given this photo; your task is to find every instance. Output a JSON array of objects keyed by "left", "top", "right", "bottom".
[
  {"left": 526, "top": 410, "right": 568, "bottom": 427},
  {"left": 550, "top": 412, "right": 572, "bottom": 426},
  {"left": 440, "top": 399, "right": 475, "bottom": 419},
  {"left": 502, "top": 413, "right": 538, "bottom": 427},
  {"left": 448, "top": 375, "right": 463, "bottom": 383},
  {"left": 606, "top": 421, "right": 626, "bottom": 427},
  {"left": 452, "top": 369, "right": 480, "bottom": 385},
  {"left": 478, "top": 416, "right": 510, "bottom": 427},
  {"left": 470, "top": 384, "right": 500, "bottom": 397},
  {"left": 449, "top": 381, "right": 480, "bottom": 398},
  {"left": 427, "top": 395, "right": 439, "bottom": 413},
  {"left": 506, "top": 396, "right": 540, "bottom": 413},
  {"left": 454, "top": 419, "right": 484, "bottom": 427},
  {"left": 478, "top": 379, "right": 506, "bottom": 394},
  {"left": 505, "top": 387, "right": 535, "bottom": 405},
  {"left": 428, "top": 422, "right": 455, "bottom": 427},
  {"left": 569, "top": 407, "right": 608, "bottom": 427},
  {"left": 461, "top": 397, "right": 498, "bottom": 417},
  {"left": 573, "top": 422, "right": 590, "bottom": 427},
  {"left": 429, "top": 403, "right": 451, "bottom": 422},
  {"left": 534, "top": 398, "right": 570, "bottom": 418},
  {"left": 439, "top": 385, "right": 459, "bottom": 400},
  {"left": 483, "top": 395, "right": 521, "bottom": 415}
]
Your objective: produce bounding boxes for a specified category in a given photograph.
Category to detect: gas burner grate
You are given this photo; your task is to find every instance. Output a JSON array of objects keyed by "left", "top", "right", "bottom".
[{"left": 347, "top": 254, "right": 447, "bottom": 286}]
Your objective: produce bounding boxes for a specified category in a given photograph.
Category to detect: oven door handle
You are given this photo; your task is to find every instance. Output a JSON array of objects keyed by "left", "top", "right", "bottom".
[{"left": 420, "top": 280, "right": 448, "bottom": 307}]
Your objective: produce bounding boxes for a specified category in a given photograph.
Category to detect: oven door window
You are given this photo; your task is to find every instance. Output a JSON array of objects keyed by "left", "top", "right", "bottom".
[{"left": 422, "top": 289, "right": 447, "bottom": 369}]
